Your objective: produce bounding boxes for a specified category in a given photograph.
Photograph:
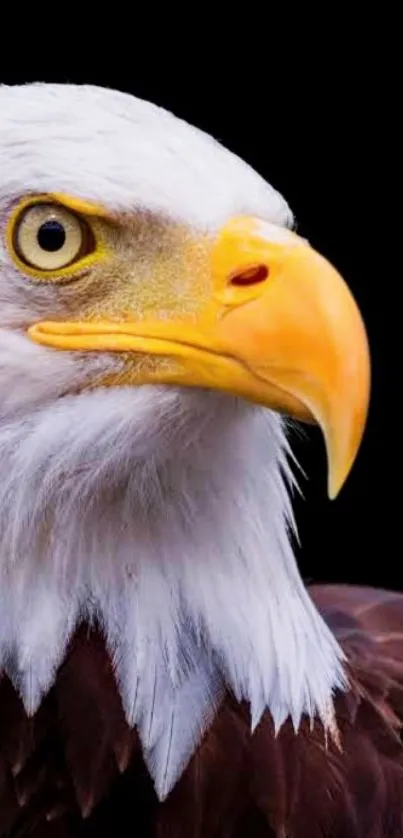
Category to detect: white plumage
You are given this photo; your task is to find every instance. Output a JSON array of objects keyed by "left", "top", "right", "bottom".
[{"left": 0, "top": 83, "right": 292, "bottom": 232}]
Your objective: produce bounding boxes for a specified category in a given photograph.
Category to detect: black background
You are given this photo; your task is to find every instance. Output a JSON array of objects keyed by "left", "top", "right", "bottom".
[{"left": 0, "top": 40, "right": 392, "bottom": 592}]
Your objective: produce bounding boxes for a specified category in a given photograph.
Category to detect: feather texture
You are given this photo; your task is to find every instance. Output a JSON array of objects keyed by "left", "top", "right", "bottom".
[
  {"left": 1, "top": 585, "right": 403, "bottom": 837},
  {"left": 0, "top": 386, "right": 346, "bottom": 796}
]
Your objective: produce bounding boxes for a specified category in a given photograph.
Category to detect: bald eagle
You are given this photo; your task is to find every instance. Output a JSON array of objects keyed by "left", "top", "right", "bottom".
[{"left": 0, "top": 83, "right": 401, "bottom": 838}]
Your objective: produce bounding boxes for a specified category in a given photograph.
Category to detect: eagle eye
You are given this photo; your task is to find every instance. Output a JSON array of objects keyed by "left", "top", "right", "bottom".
[{"left": 9, "top": 200, "right": 97, "bottom": 278}]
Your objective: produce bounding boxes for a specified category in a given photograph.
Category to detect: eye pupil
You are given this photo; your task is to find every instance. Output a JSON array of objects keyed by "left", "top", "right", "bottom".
[{"left": 36, "top": 220, "right": 66, "bottom": 252}]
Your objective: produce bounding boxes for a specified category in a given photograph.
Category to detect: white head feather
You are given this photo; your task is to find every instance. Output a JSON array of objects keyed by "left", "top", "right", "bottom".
[{"left": 0, "top": 83, "right": 346, "bottom": 799}]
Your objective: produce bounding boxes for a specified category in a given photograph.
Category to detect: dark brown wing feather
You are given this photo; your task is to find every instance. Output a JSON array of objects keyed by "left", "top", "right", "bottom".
[{"left": 1, "top": 585, "right": 403, "bottom": 837}]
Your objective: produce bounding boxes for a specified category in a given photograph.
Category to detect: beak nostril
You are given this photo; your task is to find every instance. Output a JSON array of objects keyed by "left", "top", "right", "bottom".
[{"left": 229, "top": 264, "right": 269, "bottom": 287}]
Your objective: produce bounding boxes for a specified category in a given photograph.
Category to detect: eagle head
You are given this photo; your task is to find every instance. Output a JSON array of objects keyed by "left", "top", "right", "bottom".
[{"left": 0, "top": 83, "right": 370, "bottom": 798}]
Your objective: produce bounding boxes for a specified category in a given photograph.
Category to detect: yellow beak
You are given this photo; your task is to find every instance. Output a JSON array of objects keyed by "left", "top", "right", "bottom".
[{"left": 28, "top": 216, "right": 370, "bottom": 498}]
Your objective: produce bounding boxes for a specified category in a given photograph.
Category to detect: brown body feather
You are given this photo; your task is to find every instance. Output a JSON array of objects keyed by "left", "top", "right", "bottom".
[{"left": 1, "top": 585, "right": 403, "bottom": 837}]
